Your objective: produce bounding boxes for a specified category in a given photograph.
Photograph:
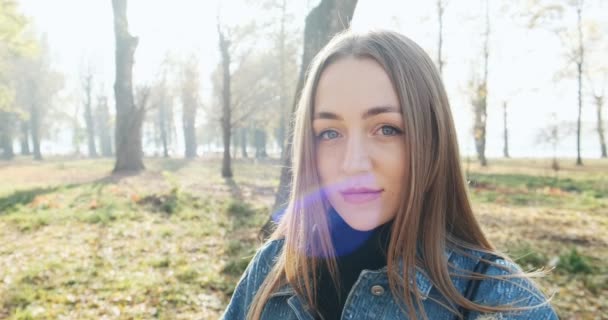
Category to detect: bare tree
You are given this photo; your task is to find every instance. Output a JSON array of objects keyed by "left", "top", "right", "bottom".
[
  {"left": 594, "top": 94, "right": 606, "bottom": 157},
  {"left": 502, "top": 101, "right": 510, "bottom": 158},
  {"left": 240, "top": 127, "right": 248, "bottom": 158},
  {"left": 536, "top": 114, "right": 575, "bottom": 178},
  {"left": 0, "top": 0, "right": 35, "bottom": 160},
  {"left": 588, "top": 72, "right": 607, "bottom": 158},
  {"left": 95, "top": 95, "right": 113, "bottom": 157},
  {"left": 264, "top": 0, "right": 359, "bottom": 239},
  {"left": 19, "top": 120, "right": 30, "bottom": 155},
  {"left": 574, "top": 0, "right": 584, "bottom": 165},
  {"left": 254, "top": 127, "right": 267, "bottom": 159},
  {"left": 527, "top": 0, "right": 588, "bottom": 165},
  {"left": 277, "top": 0, "right": 289, "bottom": 156},
  {"left": 112, "top": 0, "right": 144, "bottom": 172},
  {"left": 471, "top": 0, "right": 490, "bottom": 167},
  {"left": 217, "top": 21, "right": 233, "bottom": 178},
  {"left": 436, "top": 0, "right": 447, "bottom": 75},
  {"left": 82, "top": 66, "right": 98, "bottom": 157},
  {"left": 0, "top": 112, "right": 15, "bottom": 159},
  {"left": 180, "top": 57, "right": 199, "bottom": 158},
  {"left": 157, "top": 81, "right": 171, "bottom": 158},
  {"left": 15, "top": 36, "right": 63, "bottom": 161}
]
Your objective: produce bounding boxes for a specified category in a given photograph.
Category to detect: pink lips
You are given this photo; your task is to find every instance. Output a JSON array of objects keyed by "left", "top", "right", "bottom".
[{"left": 339, "top": 187, "right": 383, "bottom": 204}]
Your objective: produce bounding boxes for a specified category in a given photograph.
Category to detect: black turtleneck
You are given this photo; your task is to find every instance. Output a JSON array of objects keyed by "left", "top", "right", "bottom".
[{"left": 316, "top": 208, "right": 392, "bottom": 320}]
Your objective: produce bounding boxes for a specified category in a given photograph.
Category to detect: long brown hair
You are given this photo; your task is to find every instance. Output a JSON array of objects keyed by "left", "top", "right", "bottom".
[{"left": 247, "top": 30, "right": 544, "bottom": 320}]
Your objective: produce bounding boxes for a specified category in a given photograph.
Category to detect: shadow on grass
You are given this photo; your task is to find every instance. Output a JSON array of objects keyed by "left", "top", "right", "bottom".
[
  {"left": 0, "top": 186, "right": 67, "bottom": 214},
  {"left": 0, "top": 170, "right": 148, "bottom": 215},
  {"left": 224, "top": 178, "right": 243, "bottom": 202},
  {"left": 156, "top": 158, "right": 192, "bottom": 172}
]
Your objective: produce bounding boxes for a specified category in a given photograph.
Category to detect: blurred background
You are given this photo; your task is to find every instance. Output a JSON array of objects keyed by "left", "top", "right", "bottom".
[{"left": 0, "top": 0, "right": 606, "bottom": 319}]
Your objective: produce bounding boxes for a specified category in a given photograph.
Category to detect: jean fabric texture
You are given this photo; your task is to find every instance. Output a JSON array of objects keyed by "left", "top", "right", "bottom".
[{"left": 221, "top": 239, "right": 558, "bottom": 320}]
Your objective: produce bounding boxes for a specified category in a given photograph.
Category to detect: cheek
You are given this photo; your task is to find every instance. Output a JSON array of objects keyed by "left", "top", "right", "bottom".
[
  {"left": 316, "top": 144, "right": 341, "bottom": 184},
  {"left": 375, "top": 143, "right": 408, "bottom": 184}
]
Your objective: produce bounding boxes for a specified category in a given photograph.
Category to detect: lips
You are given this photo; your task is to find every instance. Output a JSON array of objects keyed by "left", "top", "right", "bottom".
[{"left": 339, "top": 187, "right": 383, "bottom": 204}]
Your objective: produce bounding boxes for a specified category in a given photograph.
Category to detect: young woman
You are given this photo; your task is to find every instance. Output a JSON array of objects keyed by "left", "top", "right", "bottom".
[{"left": 222, "top": 30, "right": 558, "bottom": 320}]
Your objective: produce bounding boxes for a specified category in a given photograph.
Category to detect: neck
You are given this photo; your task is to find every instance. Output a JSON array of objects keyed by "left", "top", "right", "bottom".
[{"left": 328, "top": 207, "right": 393, "bottom": 257}]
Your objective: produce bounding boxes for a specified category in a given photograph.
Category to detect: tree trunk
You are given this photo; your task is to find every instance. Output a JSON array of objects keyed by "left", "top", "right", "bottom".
[
  {"left": 575, "top": 2, "right": 584, "bottom": 166},
  {"left": 218, "top": 24, "right": 233, "bottom": 178},
  {"left": 30, "top": 102, "right": 42, "bottom": 160},
  {"left": 473, "top": 0, "right": 489, "bottom": 167},
  {"left": 96, "top": 96, "right": 114, "bottom": 157},
  {"left": 254, "top": 128, "right": 267, "bottom": 159},
  {"left": 241, "top": 126, "right": 248, "bottom": 158},
  {"left": 112, "top": 0, "right": 144, "bottom": 172},
  {"left": 20, "top": 120, "right": 30, "bottom": 155},
  {"left": 503, "top": 101, "right": 510, "bottom": 158},
  {"left": 159, "top": 101, "right": 169, "bottom": 158},
  {"left": 264, "top": 0, "right": 358, "bottom": 239},
  {"left": 0, "top": 112, "right": 14, "bottom": 160},
  {"left": 437, "top": 0, "right": 445, "bottom": 75},
  {"left": 595, "top": 95, "right": 607, "bottom": 158},
  {"left": 181, "top": 61, "right": 198, "bottom": 159},
  {"left": 83, "top": 72, "right": 98, "bottom": 157},
  {"left": 182, "top": 103, "right": 197, "bottom": 158},
  {"left": 277, "top": 0, "right": 288, "bottom": 157}
]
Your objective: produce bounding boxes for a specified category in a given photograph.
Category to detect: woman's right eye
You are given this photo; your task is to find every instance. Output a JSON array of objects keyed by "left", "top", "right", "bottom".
[{"left": 317, "top": 129, "right": 340, "bottom": 140}]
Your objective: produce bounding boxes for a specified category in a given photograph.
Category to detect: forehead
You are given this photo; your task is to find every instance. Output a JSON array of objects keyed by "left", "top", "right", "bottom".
[{"left": 314, "top": 57, "right": 399, "bottom": 114}]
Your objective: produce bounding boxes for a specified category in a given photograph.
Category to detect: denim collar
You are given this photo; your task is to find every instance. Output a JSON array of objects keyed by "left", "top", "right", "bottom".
[{"left": 269, "top": 246, "right": 455, "bottom": 300}]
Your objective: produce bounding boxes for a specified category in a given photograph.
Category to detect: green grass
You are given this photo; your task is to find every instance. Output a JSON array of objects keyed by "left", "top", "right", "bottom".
[
  {"left": 0, "top": 157, "right": 606, "bottom": 319},
  {"left": 468, "top": 172, "right": 608, "bottom": 210}
]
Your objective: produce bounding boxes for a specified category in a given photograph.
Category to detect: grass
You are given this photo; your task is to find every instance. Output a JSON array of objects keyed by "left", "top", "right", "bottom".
[{"left": 0, "top": 156, "right": 606, "bottom": 319}]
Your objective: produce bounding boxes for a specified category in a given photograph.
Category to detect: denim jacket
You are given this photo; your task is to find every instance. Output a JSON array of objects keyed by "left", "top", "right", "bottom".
[{"left": 221, "top": 239, "right": 558, "bottom": 320}]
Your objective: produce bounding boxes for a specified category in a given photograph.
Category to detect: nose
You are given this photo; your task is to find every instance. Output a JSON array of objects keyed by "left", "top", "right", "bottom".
[{"left": 341, "top": 133, "right": 372, "bottom": 175}]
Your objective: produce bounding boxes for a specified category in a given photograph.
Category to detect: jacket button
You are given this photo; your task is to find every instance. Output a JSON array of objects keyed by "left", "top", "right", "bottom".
[{"left": 371, "top": 285, "right": 385, "bottom": 296}]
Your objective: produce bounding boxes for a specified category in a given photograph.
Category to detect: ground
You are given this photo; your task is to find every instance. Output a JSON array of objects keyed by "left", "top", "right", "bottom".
[{"left": 0, "top": 157, "right": 606, "bottom": 319}]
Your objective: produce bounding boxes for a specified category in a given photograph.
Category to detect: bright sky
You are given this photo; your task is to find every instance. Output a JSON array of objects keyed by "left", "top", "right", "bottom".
[{"left": 16, "top": 0, "right": 608, "bottom": 158}]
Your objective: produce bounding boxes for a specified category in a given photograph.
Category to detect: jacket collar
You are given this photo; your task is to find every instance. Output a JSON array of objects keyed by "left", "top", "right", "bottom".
[{"left": 269, "top": 247, "right": 455, "bottom": 300}]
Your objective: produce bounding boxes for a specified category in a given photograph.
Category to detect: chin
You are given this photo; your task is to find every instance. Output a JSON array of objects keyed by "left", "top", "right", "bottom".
[{"left": 338, "top": 211, "right": 386, "bottom": 231}]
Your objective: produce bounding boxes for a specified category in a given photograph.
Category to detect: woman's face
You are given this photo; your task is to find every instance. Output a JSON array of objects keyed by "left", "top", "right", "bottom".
[{"left": 313, "top": 57, "right": 408, "bottom": 231}]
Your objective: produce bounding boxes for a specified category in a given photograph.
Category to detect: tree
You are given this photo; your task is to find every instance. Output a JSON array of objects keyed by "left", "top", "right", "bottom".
[
  {"left": 502, "top": 101, "right": 510, "bottom": 158},
  {"left": 0, "top": 112, "right": 14, "bottom": 159},
  {"left": 82, "top": 65, "right": 98, "bottom": 157},
  {"left": 217, "top": 21, "right": 233, "bottom": 177},
  {"left": 264, "top": 0, "right": 359, "bottom": 239},
  {"left": 536, "top": 114, "right": 575, "bottom": 178},
  {"left": 471, "top": 0, "right": 490, "bottom": 167},
  {"left": 156, "top": 78, "right": 172, "bottom": 158},
  {"left": 180, "top": 56, "right": 199, "bottom": 158},
  {"left": 19, "top": 119, "right": 30, "bottom": 155},
  {"left": 0, "top": 0, "right": 36, "bottom": 160},
  {"left": 436, "top": 0, "right": 448, "bottom": 75},
  {"left": 254, "top": 127, "right": 267, "bottom": 158},
  {"left": 573, "top": 0, "right": 584, "bottom": 165},
  {"left": 527, "top": 0, "right": 590, "bottom": 165},
  {"left": 112, "top": 0, "right": 144, "bottom": 172},
  {"left": 11, "top": 36, "right": 63, "bottom": 161},
  {"left": 593, "top": 93, "right": 606, "bottom": 157},
  {"left": 240, "top": 127, "right": 248, "bottom": 158},
  {"left": 588, "top": 71, "right": 607, "bottom": 158},
  {"left": 584, "top": 19, "right": 607, "bottom": 158},
  {"left": 95, "top": 95, "right": 113, "bottom": 157}
]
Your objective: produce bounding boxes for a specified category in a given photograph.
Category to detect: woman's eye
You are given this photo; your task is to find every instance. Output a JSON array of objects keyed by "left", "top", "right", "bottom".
[
  {"left": 318, "top": 130, "right": 340, "bottom": 140},
  {"left": 378, "top": 125, "right": 402, "bottom": 136}
]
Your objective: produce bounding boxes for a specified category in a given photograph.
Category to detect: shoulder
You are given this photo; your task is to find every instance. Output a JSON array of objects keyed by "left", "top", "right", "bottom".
[
  {"left": 451, "top": 248, "right": 558, "bottom": 319},
  {"left": 221, "top": 239, "right": 284, "bottom": 320},
  {"left": 249, "top": 238, "right": 285, "bottom": 276}
]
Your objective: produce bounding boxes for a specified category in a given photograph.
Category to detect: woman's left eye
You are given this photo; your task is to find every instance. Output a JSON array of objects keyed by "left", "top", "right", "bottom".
[{"left": 377, "top": 125, "right": 402, "bottom": 136}]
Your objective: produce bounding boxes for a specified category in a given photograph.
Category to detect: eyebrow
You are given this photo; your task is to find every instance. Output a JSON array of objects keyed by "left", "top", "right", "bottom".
[{"left": 313, "top": 105, "right": 401, "bottom": 120}]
